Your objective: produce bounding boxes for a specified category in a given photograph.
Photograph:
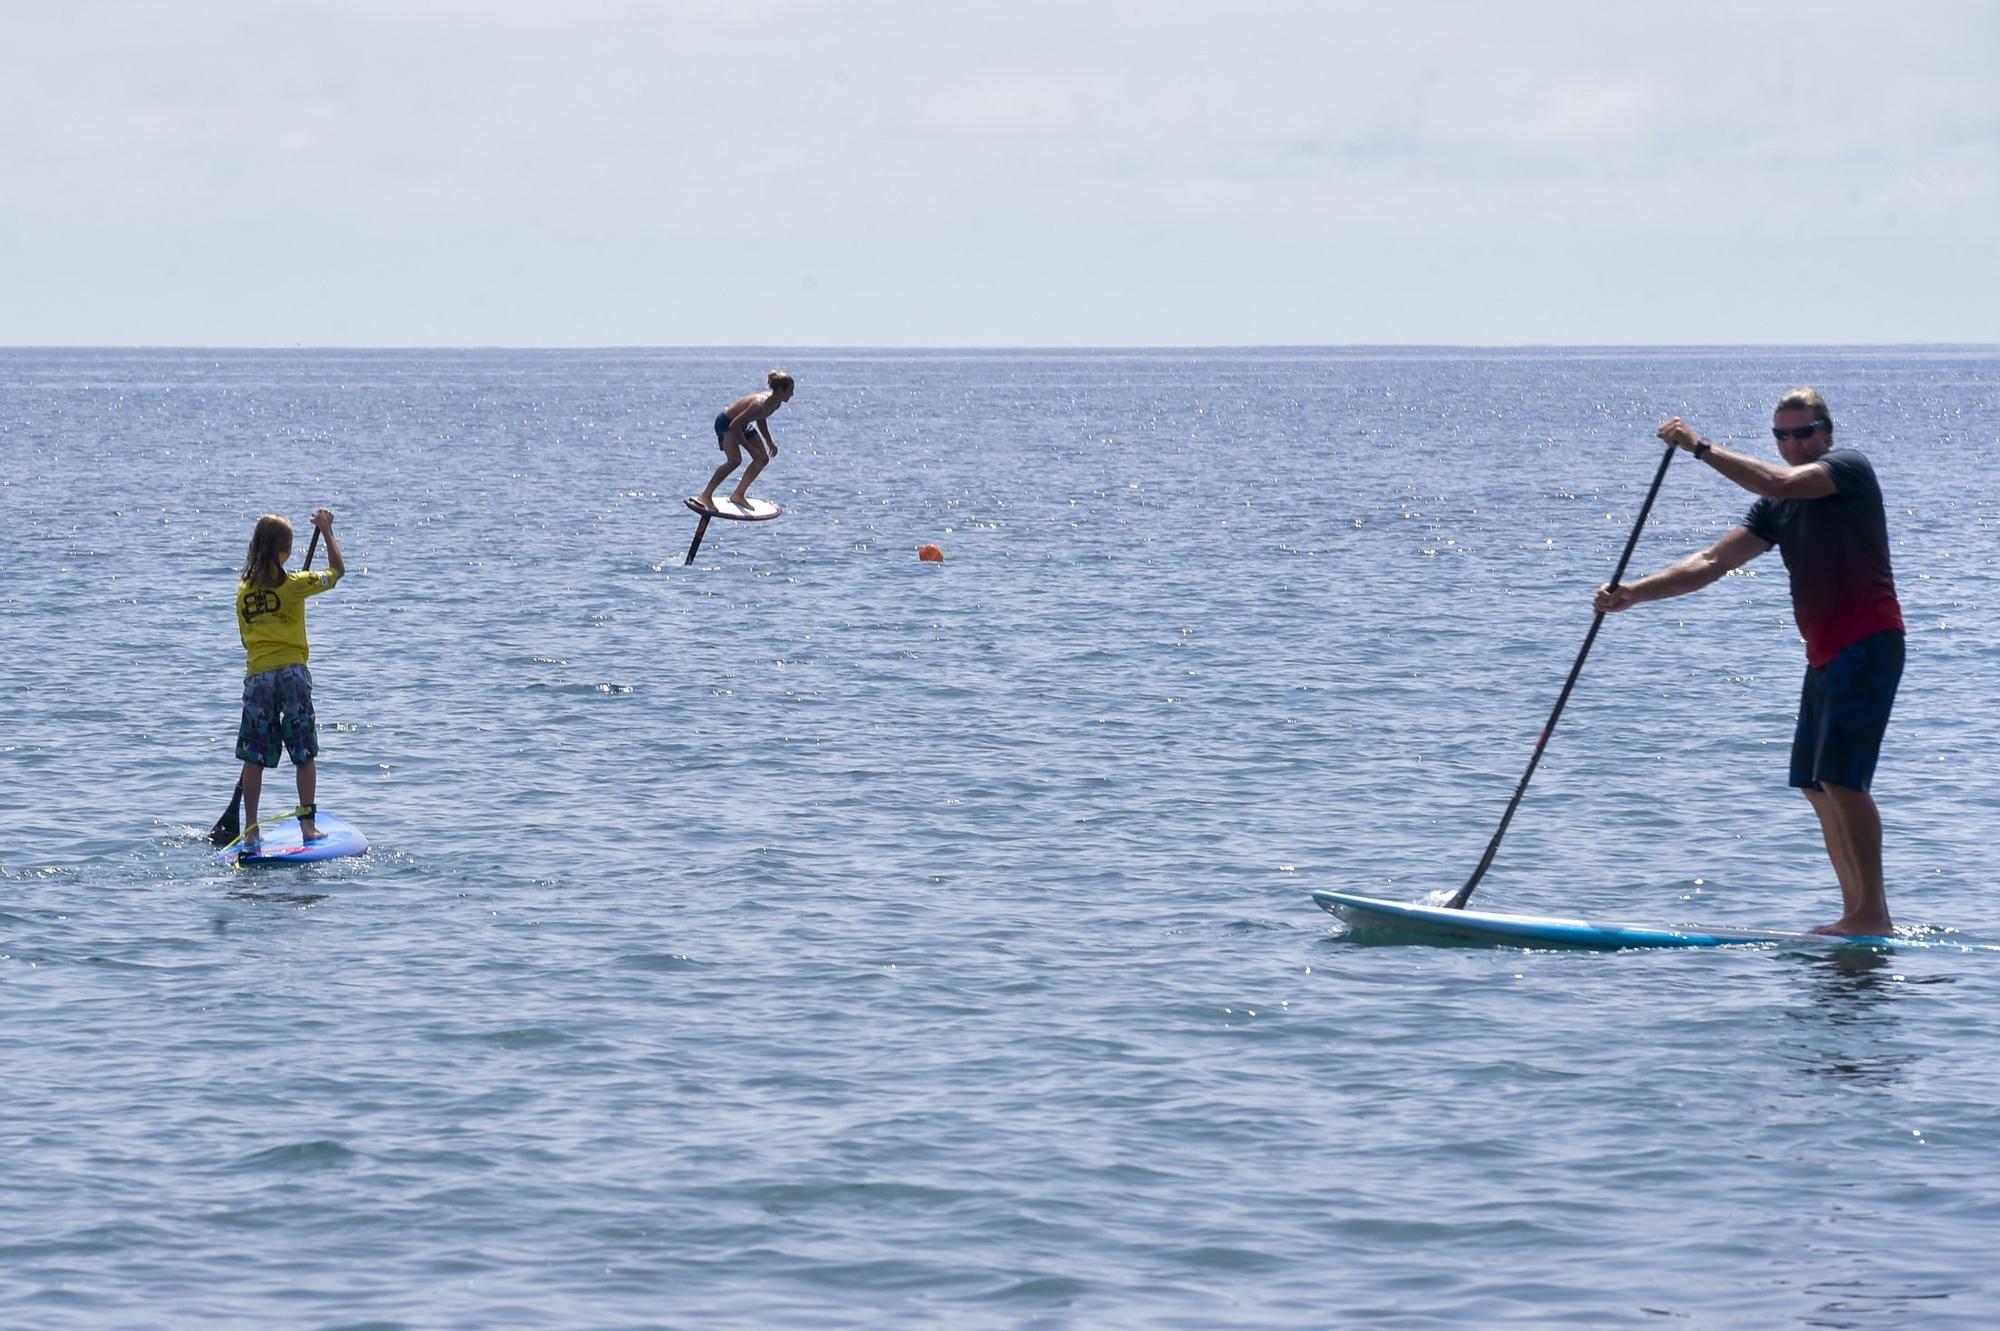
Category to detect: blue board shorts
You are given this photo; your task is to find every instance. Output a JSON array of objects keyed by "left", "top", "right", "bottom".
[
  {"left": 1790, "top": 629, "right": 1903, "bottom": 792},
  {"left": 236, "top": 664, "right": 319, "bottom": 768}
]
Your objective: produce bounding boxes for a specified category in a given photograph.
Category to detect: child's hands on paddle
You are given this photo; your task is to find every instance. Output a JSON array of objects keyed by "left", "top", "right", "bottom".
[{"left": 307, "top": 508, "right": 345, "bottom": 577}]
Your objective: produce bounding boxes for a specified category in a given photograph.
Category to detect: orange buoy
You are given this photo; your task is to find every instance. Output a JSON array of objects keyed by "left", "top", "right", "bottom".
[{"left": 917, "top": 544, "right": 944, "bottom": 563}]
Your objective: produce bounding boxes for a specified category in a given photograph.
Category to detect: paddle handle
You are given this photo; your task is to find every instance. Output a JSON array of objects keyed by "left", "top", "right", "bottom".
[
  {"left": 1446, "top": 440, "right": 1677, "bottom": 910},
  {"left": 303, "top": 526, "right": 320, "bottom": 571}
]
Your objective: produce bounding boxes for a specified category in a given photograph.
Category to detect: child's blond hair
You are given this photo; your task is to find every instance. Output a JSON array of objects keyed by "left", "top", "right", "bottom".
[{"left": 241, "top": 514, "right": 293, "bottom": 589}]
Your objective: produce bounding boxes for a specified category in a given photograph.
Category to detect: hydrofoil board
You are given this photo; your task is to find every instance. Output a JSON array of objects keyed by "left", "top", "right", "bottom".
[{"left": 685, "top": 495, "right": 782, "bottom": 521}]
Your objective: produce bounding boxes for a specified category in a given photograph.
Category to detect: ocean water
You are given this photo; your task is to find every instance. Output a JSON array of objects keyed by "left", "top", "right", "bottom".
[{"left": 2, "top": 346, "right": 1997, "bottom": 1329}]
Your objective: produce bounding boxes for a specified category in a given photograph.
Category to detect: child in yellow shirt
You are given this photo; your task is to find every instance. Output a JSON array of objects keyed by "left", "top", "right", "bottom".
[{"left": 235, "top": 509, "right": 345, "bottom": 846}]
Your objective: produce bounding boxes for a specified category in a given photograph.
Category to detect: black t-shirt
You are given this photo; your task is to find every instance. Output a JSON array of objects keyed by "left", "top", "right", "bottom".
[{"left": 1742, "top": 448, "right": 1904, "bottom": 667}]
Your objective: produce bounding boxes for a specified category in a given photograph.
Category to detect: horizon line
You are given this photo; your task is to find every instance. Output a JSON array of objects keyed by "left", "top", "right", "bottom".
[{"left": 4, "top": 341, "right": 1997, "bottom": 354}]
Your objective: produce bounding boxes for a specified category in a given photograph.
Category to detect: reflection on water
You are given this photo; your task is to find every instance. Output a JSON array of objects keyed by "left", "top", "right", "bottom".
[
  {"left": 1807, "top": 946, "right": 1900, "bottom": 991},
  {"left": 1781, "top": 949, "right": 1920, "bottom": 1084},
  {"left": 1800, "top": 1280, "right": 1957, "bottom": 1330},
  {"left": 219, "top": 891, "right": 328, "bottom": 909}
]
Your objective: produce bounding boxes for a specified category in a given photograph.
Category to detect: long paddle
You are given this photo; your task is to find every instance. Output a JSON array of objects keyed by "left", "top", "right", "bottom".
[
  {"left": 1446, "top": 442, "right": 1676, "bottom": 911},
  {"left": 208, "top": 526, "right": 319, "bottom": 845}
]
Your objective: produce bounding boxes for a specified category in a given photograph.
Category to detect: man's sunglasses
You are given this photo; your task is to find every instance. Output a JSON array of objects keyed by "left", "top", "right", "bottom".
[{"left": 1772, "top": 421, "right": 1830, "bottom": 442}]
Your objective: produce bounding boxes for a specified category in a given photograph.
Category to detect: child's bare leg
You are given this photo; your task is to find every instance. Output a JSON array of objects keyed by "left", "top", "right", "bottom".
[
  {"left": 296, "top": 759, "right": 319, "bottom": 839},
  {"left": 697, "top": 445, "right": 744, "bottom": 507},
  {"left": 240, "top": 762, "right": 265, "bottom": 845},
  {"left": 729, "top": 441, "right": 771, "bottom": 503}
]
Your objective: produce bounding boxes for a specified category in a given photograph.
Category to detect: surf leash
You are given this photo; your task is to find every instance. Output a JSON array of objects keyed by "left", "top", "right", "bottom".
[
  {"left": 215, "top": 805, "right": 314, "bottom": 860},
  {"left": 1446, "top": 440, "right": 1677, "bottom": 911}
]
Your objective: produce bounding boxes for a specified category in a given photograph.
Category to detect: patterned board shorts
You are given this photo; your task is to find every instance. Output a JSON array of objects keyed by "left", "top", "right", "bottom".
[
  {"left": 236, "top": 664, "right": 319, "bottom": 768},
  {"left": 1791, "top": 629, "right": 1904, "bottom": 792}
]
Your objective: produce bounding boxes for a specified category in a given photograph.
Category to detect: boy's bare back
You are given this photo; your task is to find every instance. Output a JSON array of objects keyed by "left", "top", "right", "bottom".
[{"left": 722, "top": 391, "right": 781, "bottom": 436}]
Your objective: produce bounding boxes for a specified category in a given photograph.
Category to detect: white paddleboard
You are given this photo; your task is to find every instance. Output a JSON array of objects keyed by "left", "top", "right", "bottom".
[
  {"left": 215, "top": 811, "right": 369, "bottom": 866},
  {"left": 1312, "top": 890, "right": 1991, "bottom": 952}
]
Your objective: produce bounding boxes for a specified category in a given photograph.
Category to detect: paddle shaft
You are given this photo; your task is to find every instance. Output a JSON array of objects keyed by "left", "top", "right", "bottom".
[
  {"left": 1446, "top": 441, "right": 1677, "bottom": 911},
  {"left": 209, "top": 522, "right": 322, "bottom": 844}
]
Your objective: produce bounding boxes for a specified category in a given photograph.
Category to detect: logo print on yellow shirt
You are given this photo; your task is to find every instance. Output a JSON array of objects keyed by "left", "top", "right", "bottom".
[{"left": 242, "top": 589, "right": 283, "bottom": 622}]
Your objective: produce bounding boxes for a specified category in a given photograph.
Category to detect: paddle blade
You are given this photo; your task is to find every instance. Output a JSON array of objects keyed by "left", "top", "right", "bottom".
[{"left": 209, "top": 781, "right": 244, "bottom": 846}]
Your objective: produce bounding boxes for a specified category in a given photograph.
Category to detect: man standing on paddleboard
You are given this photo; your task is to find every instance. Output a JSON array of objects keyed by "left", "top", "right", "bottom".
[{"left": 1593, "top": 388, "right": 1905, "bottom": 936}]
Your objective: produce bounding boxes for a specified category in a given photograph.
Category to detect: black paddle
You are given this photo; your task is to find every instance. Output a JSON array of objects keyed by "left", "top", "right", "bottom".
[
  {"left": 1446, "top": 442, "right": 1676, "bottom": 911},
  {"left": 209, "top": 526, "right": 319, "bottom": 846}
]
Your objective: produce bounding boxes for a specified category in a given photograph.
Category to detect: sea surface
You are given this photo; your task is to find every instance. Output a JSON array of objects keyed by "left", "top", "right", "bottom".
[{"left": 2, "top": 346, "right": 1997, "bottom": 1329}]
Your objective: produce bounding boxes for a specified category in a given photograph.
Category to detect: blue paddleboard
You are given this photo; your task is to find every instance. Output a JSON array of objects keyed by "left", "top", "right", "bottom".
[
  {"left": 215, "top": 811, "right": 368, "bottom": 867},
  {"left": 1312, "top": 890, "right": 1989, "bottom": 952}
]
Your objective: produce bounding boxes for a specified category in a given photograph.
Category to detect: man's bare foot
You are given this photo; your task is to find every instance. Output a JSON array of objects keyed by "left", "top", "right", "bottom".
[
  {"left": 300, "top": 820, "right": 321, "bottom": 842},
  {"left": 690, "top": 494, "right": 717, "bottom": 513},
  {"left": 726, "top": 493, "right": 751, "bottom": 508},
  {"left": 1811, "top": 917, "right": 1895, "bottom": 937}
]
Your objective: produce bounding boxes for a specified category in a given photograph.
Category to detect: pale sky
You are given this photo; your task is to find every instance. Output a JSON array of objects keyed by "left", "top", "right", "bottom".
[{"left": 2, "top": 0, "right": 1995, "bottom": 346}]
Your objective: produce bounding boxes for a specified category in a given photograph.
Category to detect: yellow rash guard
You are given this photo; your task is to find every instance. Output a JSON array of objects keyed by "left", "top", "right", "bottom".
[{"left": 237, "top": 569, "right": 341, "bottom": 675}]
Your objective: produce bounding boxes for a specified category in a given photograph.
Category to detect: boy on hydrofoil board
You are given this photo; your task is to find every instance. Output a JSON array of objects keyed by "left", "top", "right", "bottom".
[
  {"left": 1594, "top": 389, "right": 1905, "bottom": 936},
  {"left": 693, "top": 370, "right": 794, "bottom": 513}
]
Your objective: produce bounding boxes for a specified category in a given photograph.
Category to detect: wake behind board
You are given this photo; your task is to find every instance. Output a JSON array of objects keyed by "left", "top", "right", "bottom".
[
  {"left": 685, "top": 495, "right": 782, "bottom": 521},
  {"left": 215, "top": 811, "right": 368, "bottom": 867},
  {"left": 1311, "top": 890, "right": 1988, "bottom": 952}
]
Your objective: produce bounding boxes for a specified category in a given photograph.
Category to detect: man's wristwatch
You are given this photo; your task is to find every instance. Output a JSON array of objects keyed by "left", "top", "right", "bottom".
[{"left": 1692, "top": 438, "right": 1712, "bottom": 461}]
